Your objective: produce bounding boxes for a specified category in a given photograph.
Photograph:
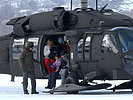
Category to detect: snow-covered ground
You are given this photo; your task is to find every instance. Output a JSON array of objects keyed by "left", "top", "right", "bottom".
[{"left": 0, "top": 74, "right": 133, "bottom": 100}]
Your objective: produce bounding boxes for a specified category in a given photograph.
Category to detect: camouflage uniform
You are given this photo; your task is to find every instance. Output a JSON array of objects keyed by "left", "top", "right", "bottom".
[{"left": 19, "top": 42, "right": 39, "bottom": 94}]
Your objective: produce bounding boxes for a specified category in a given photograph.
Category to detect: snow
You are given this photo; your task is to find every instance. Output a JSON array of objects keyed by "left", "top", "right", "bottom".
[
  {"left": 0, "top": 74, "right": 133, "bottom": 100},
  {"left": 19, "top": 10, "right": 30, "bottom": 13},
  {"left": 118, "top": 0, "right": 133, "bottom": 11}
]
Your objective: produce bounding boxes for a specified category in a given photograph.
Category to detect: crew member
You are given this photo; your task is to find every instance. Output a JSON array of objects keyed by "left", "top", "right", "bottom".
[
  {"left": 19, "top": 42, "right": 40, "bottom": 94},
  {"left": 59, "top": 51, "right": 69, "bottom": 84},
  {"left": 44, "top": 39, "right": 56, "bottom": 74},
  {"left": 58, "top": 37, "right": 70, "bottom": 55}
]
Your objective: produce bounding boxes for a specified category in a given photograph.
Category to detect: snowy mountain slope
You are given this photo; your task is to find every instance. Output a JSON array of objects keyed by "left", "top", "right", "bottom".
[
  {"left": 118, "top": 0, "right": 133, "bottom": 11},
  {"left": 0, "top": 0, "right": 133, "bottom": 35}
]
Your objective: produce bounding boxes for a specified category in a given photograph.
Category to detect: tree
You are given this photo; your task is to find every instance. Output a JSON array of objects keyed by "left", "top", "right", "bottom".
[
  {"left": 50, "top": 0, "right": 66, "bottom": 6},
  {"left": 0, "top": 3, "right": 15, "bottom": 20},
  {"left": 87, "top": 0, "right": 124, "bottom": 10},
  {"left": 29, "top": 0, "right": 38, "bottom": 11},
  {"left": 19, "top": 0, "right": 29, "bottom": 10}
]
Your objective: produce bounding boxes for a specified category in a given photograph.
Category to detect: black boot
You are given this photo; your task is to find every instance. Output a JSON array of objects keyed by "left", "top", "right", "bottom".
[
  {"left": 24, "top": 92, "right": 29, "bottom": 95},
  {"left": 31, "top": 91, "right": 39, "bottom": 94},
  {"left": 45, "top": 86, "right": 51, "bottom": 89},
  {"left": 49, "top": 86, "right": 55, "bottom": 89},
  {"left": 24, "top": 91, "right": 29, "bottom": 95}
]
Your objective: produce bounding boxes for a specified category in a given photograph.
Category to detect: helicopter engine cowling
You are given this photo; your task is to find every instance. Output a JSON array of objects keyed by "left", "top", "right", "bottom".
[
  {"left": 29, "top": 9, "right": 77, "bottom": 32},
  {"left": 6, "top": 9, "right": 78, "bottom": 36}
]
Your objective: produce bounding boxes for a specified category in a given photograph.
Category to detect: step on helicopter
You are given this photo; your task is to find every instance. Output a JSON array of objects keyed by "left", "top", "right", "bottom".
[{"left": 1, "top": 0, "right": 133, "bottom": 94}]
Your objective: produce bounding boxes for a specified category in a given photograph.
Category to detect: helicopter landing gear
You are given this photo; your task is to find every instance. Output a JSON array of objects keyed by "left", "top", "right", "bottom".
[
  {"left": 112, "top": 85, "right": 116, "bottom": 92},
  {"left": 107, "top": 80, "right": 133, "bottom": 92},
  {"left": 42, "top": 83, "right": 112, "bottom": 94},
  {"left": 131, "top": 88, "right": 133, "bottom": 92},
  {"left": 65, "top": 74, "right": 79, "bottom": 94},
  {"left": 130, "top": 80, "right": 133, "bottom": 92}
]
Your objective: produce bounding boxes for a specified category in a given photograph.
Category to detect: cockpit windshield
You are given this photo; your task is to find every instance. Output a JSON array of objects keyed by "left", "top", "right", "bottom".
[{"left": 118, "top": 29, "right": 133, "bottom": 52}]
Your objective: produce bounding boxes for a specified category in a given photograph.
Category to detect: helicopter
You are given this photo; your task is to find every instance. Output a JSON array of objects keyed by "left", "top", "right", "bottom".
[{"left": 1, "top": 0, "right": 133, "bottom": 94}]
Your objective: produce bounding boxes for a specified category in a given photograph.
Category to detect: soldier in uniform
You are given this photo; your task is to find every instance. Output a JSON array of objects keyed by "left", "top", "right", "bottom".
[{"left": 19, "top": 42, "right": 40, "bottom": 94}]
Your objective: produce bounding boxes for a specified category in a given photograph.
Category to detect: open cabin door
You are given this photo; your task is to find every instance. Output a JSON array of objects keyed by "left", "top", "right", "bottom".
[{"left": 10, "top": 37, "right": 25, "bottom": 76}]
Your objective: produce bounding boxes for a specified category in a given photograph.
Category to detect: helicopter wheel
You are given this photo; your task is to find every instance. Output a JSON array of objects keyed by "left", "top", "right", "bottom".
[
  {"left": 50, "top": 90, "right": 54, "bottom": 94},
  {"left": 113, "top": 88, "right": 115, "bottom": 92}
]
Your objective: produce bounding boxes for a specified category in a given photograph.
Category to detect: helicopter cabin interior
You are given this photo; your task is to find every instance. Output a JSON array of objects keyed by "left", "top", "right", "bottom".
[{"left": 39, "top": 34, "right": 65, "bottom": 76}]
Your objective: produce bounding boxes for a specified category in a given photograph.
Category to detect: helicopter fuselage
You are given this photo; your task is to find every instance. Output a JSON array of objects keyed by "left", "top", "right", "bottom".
[{"left": 0, "top": 7, "right": 133, "bottom": 82}]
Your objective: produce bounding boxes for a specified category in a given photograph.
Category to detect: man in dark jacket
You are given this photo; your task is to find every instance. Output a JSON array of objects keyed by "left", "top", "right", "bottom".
[
  {"left": 19, "top": 42, "right": 40, "bottom": 94},
  {"left": 59, "top": 51, "right": 69, "bottom": 84}
]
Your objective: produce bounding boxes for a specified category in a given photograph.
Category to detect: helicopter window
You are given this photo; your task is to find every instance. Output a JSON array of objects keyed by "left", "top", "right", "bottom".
[
  {"left": 28, "top": 38, "right": 39, "bottom": 59},
  {"left": 77, "top": 39, "right": 83, "bottom": 59},
  {"left": 85, "top": 36, "right": 91, "bottom": 59},
  {"left": 102, "top": 34, "right": 118, "bottom": 54},
  {"left": 12, "top": 38, "right": 24, "bottom": 59},
  {"left": 118, "top": 31, "right": 133, "bottom": 53}
]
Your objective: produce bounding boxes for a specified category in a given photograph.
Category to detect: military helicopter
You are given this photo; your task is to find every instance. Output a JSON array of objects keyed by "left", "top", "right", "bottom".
[{"left": 1, "top": 0, "right": 133, "bottom": 94}]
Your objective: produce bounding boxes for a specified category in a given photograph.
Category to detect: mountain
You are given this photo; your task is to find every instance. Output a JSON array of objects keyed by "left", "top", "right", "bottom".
[{"left": 0, "top": 0, "right": 133, "bottom": 35}]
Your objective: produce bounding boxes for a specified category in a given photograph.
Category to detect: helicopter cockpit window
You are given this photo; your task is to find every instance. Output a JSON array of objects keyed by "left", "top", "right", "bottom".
[
  {"left": 77, "top": 39, "right": 83, "bottom": 59},
  {"left": 85, "top": 36, "right": 91, "bottom": 59},
  {"left": 102, "top": 34, "right": 119, "bottom": 54},
  {"left": 118, "top": 31, "right": 133, "bottom": 53},
  {"left": 28, "top": 38, "right": 39, "bottom": 59},
  {"left": 12, "top": 38, "right": 24, "bottom": 59}
]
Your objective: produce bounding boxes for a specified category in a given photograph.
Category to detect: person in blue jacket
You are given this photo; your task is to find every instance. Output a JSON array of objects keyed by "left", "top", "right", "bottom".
[{"left": 59, "top": 51, "right": 69, "bottom": 84}]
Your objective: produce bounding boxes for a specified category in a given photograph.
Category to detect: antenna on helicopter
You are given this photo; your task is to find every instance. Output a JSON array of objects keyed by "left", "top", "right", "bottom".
[
  {"left": 71, "top": 0, "right": 73, "bottom": 10},
  {"left": 100, "top": 4, "right": 108, "bottom": 13},
  {"left": 96, "top": 0, "right": 98, "bottom": 11}
]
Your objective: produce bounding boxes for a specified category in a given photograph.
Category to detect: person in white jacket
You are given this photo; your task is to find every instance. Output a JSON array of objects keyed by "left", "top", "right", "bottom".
[{"left": 44, "top": 39, "right": 55, "bottom": 74}]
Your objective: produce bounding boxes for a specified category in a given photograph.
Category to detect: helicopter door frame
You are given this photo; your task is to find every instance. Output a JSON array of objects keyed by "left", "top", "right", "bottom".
[
  {"left": 0, "top": 36, "right": 11, "bottom": 74},
  {"left": 76, "top": 33, "right": 93, "bottom": 62},
  {"left": 76, "top": 33, "right": 94, "bottom": 75},
  {"left": 83, "top": 34, "right": 94, "bottom": 62},
  {"left": 76, "top": 34, "right": 88, "bottom": 62},
  {"left": 10, "top": 36, "right": 26, "bottom": 76},
  {"left": 116, "top": 31, "right": 133, "bottom": 77},
  {"left": 98, "top": 31, "right": 122, "bottom": 79}
]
